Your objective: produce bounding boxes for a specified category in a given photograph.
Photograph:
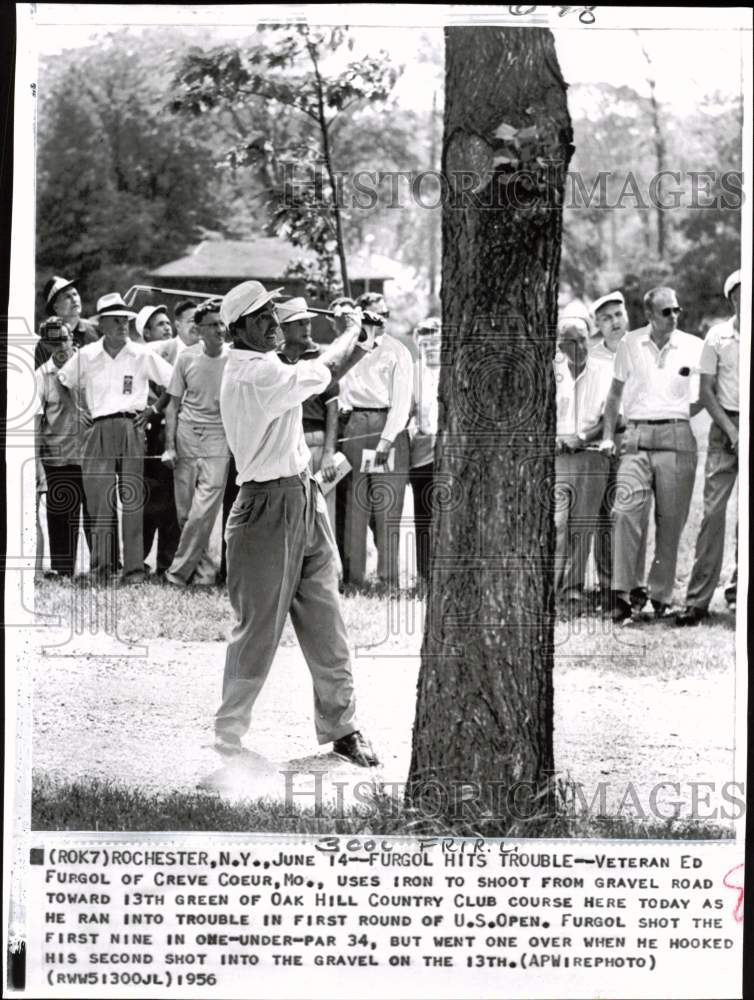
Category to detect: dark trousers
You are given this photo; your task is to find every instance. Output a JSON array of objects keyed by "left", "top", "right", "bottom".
[
  {"left": 42, "top": 462, "right": 90, "bottom": 576},
  {"left": 219, "top": 454, "right": 241, "bottom": 583},
  {"left": 143, "top": 417, "right": 180, "bottom": 574},
  {"left": 409, "top": 462, "right": 434, "bottom": 585}
]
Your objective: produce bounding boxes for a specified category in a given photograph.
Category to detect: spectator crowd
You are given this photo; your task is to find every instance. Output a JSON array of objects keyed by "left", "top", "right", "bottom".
[{"left": 34, "top": 267, "right": 741, "bottom": 627}]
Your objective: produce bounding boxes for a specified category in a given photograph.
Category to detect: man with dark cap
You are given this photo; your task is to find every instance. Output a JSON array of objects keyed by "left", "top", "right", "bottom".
[
  {"left": 676, "top": 269, "right": 742, "bottom": 624},
  {"left": 34, "top": 318, "right": 92, "bottom": 577},
  {"left": 36, "top": 276, "right": 98, "bottom": 368},
  {"left": 214, "top": 280, "right": 380, "bottom": 767}
]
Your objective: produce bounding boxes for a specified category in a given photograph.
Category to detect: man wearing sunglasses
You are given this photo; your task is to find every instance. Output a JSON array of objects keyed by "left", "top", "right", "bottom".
[
  {"left": 599, "top": 286, "right": 703, "bottom": 622},
  {"left": 213, "top": 281, "right": 380, "bottom": 767}
]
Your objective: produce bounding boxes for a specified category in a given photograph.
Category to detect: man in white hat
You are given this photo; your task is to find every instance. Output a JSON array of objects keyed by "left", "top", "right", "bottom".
[
  {"left": 162, "top": 299, "right": 231, "bottom": 587},
  {"left": 676, "top": 269, "right": 742, "bottom": 624},
  {"left": 135, "top": 304, "right": 172, "bottom": 343},
  {"left": 214, "top": 280, "right": 380, "bottom": 766},
  {"left": 587, "top": 290, "right": 647, "bottom": 613},
  {"left": 36, "top": 275, "right": 98, "bottom": 368},
  {"left": 600, "top": 286, "right": 703, "bottom": 622},
  {"left": 277, "top": 296, "right": 340, "bottom": 530},
  {"left": 58, "top": 293, "right": 173, "bottom": 584}
]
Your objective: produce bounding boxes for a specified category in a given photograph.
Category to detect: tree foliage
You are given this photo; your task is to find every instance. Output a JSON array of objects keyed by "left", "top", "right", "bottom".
[
  {"left": 35, "top": 31, "right": 227, "bottom": 316},
  {"left": 170, "top": 25, "right": 402, "bottom": 298}
]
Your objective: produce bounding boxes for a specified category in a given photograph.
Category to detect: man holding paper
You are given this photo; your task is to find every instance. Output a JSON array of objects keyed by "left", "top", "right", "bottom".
[{"left": 337, "top": 292, "right": 413, "bottom": 589}]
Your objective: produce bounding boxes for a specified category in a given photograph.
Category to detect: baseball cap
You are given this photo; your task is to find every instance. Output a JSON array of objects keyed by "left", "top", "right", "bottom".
[
  {"left": 723, "top": 269, "right": 741, "bottom": 300},
  {"left": 96, "top": 293, "right": 136, "bottom": 319},
  {"left": 592, "top": 290, "right": 625, "bottom": 316},
  {"left": 220, "top": 281, "right": 283, "bottom": 327},
  {"left": 43, "top": 275, "right": 78, "bottom": 315},
  {"left": 135, "top": 304, "right": 168, "bottom": 338},
  {"left": 277, "top": 297, "right": 317, "bottom": 325}
]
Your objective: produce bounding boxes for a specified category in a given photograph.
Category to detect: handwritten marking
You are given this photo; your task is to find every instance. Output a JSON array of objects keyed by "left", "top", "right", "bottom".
[{"left": 722, "top": 864, "right": 744, "bottom": 922}]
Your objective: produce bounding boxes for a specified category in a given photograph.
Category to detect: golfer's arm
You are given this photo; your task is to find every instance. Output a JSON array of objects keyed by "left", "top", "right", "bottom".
[
  {"left": 318, "top": 327, "right": 370, "bottom": 382},
  {"left": 601, "top": 379, "right": 625, "bottom": 442},
  {"left": 324, "top": 398, "right": 338, "bottom": 455}
]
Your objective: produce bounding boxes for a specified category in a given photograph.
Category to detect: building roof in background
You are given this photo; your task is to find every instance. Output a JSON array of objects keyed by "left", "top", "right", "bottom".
[{"left": 149, "top": 238, "right": 401, "bottom": 282}]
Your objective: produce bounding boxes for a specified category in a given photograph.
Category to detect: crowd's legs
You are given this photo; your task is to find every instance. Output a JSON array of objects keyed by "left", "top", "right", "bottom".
[
  {"left": 337, "top": 410, "right": 408, "bottom": 588},
  {"left": 684, "top": 416, "right": 738, "bottom": 611},
  {"left": 612, "top": 423, "right": 697, "bottom": 608},
  {"left": 142, "top": 415, "right": 180, "bottom": 576},
  {"left": 408, "top": 460, "right": 434, "bottom": 589},
  {"left": 82, "top": 415, "right": 146, "bottom": 580},
  {"left": 168, "top": 423, "right": 229, "bottom": 586}
]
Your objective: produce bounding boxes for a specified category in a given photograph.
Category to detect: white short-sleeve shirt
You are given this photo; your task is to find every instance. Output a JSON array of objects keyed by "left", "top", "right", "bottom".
[
  {"left": 612, "top": 326, "right": 702, "bottom": 420},
  {"left": 57, "top": 339, "right": 173, "bottom": 418},
  {"left": 220, "top": 349, "right": 331, "bottom": 483},
  {"left": 699, "top": 318, "right": 739, "bottom": 411}
]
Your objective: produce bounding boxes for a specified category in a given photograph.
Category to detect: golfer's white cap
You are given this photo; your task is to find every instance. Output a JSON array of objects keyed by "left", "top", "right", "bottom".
[
  {"left": 220, "top": 281, "right": 283, "bottom": 327},
  {"left": 592, "top": 290, "right": 625, "bottom": 316},
  {"left": 723, "top": 269, "right": 741, "bottom": 300}
]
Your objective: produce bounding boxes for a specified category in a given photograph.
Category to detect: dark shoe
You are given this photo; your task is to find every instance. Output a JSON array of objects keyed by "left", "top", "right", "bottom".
[
  {"left": 651, "top": 599, "right": 673, "bottom": 620},
  {"left": 333, "top": 731, "right": 380, "bottom": 768},
  {"left": 630, "top": 587, "right": 648, "bottom": 612},
  {"left": 675, "top": 605, "right": 710, "bottom": 627},
  {"left": 119, "top": 571, "right": 147, "bottom": 586},
  {"left": 611, "top": 596, "right": 633, "bottom": 623}
]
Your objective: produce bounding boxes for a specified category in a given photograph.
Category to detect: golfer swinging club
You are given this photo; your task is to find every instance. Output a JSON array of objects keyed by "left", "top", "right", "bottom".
[{"left": 214, "top": 280, "right": 381, "bottom": 767}]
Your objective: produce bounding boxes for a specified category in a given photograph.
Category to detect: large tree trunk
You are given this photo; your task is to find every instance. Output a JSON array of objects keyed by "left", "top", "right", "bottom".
[{"left": 407, "top": 26, "right": 573, "bottom": 835}]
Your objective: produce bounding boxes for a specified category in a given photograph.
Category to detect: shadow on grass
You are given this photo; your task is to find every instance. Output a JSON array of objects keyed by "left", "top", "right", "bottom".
[{"left": 33, "top": 775, "right": 734, "bottom": 839}]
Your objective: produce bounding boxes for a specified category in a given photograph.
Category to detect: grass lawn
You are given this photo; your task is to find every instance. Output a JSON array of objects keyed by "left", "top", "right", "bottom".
[{"left": 29, "top": 412, "right": 739, "bottom": 834}]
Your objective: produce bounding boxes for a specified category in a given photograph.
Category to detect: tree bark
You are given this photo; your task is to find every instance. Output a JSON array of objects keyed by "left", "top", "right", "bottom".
[{"left": 407, "top": 26, "right": 573, "bottom": 835}]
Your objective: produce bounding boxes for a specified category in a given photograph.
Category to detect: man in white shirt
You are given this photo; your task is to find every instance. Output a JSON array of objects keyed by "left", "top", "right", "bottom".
[
  {"left": 58, "top": 293, "right": 173, "bottom": 584},
  {"left": 677, "top": 270, "right": 741, "bottom": 624},
  {"left": 553, "top": 318, "right": 609, "bottom": 612},
  {"left": 163, "top": 299, "right": 230, "bottom": 587},
  {"left": 588, "top": 290, "right": 648, "bottom": 613},
  {"left": 214, "top": 280, "right": 380, "bottom": 767},
  {"left": 337, "top": 293, "right": 413, "bottom": 588},
  {"left": 600, "top": 286, "right": 703, "bottom": 621}
]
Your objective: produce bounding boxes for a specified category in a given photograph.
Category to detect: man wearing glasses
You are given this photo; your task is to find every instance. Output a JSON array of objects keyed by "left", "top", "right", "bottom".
[
  {"left": 214, "top": 281, "right": 380, "bottom": 767},
  {"left": 599, "top": 286, "right": 703, "bottom": 622}
]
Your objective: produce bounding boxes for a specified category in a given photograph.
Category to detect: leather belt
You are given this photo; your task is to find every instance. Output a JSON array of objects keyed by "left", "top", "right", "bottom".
[
  {"left": 240, "top": 470, "right": 309, "bottom": 490},
  {"left": 93, "top": 411, "right": 139, "bottom": 422},
  {"left": 343, "top": 407, "right": 388, "bottom": 414},
  {"left": 723, "top": 408, "right": 739, "bottom": 417},
  {"left": 628, "top": 418, "right": 688, "bottom": 426}
]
